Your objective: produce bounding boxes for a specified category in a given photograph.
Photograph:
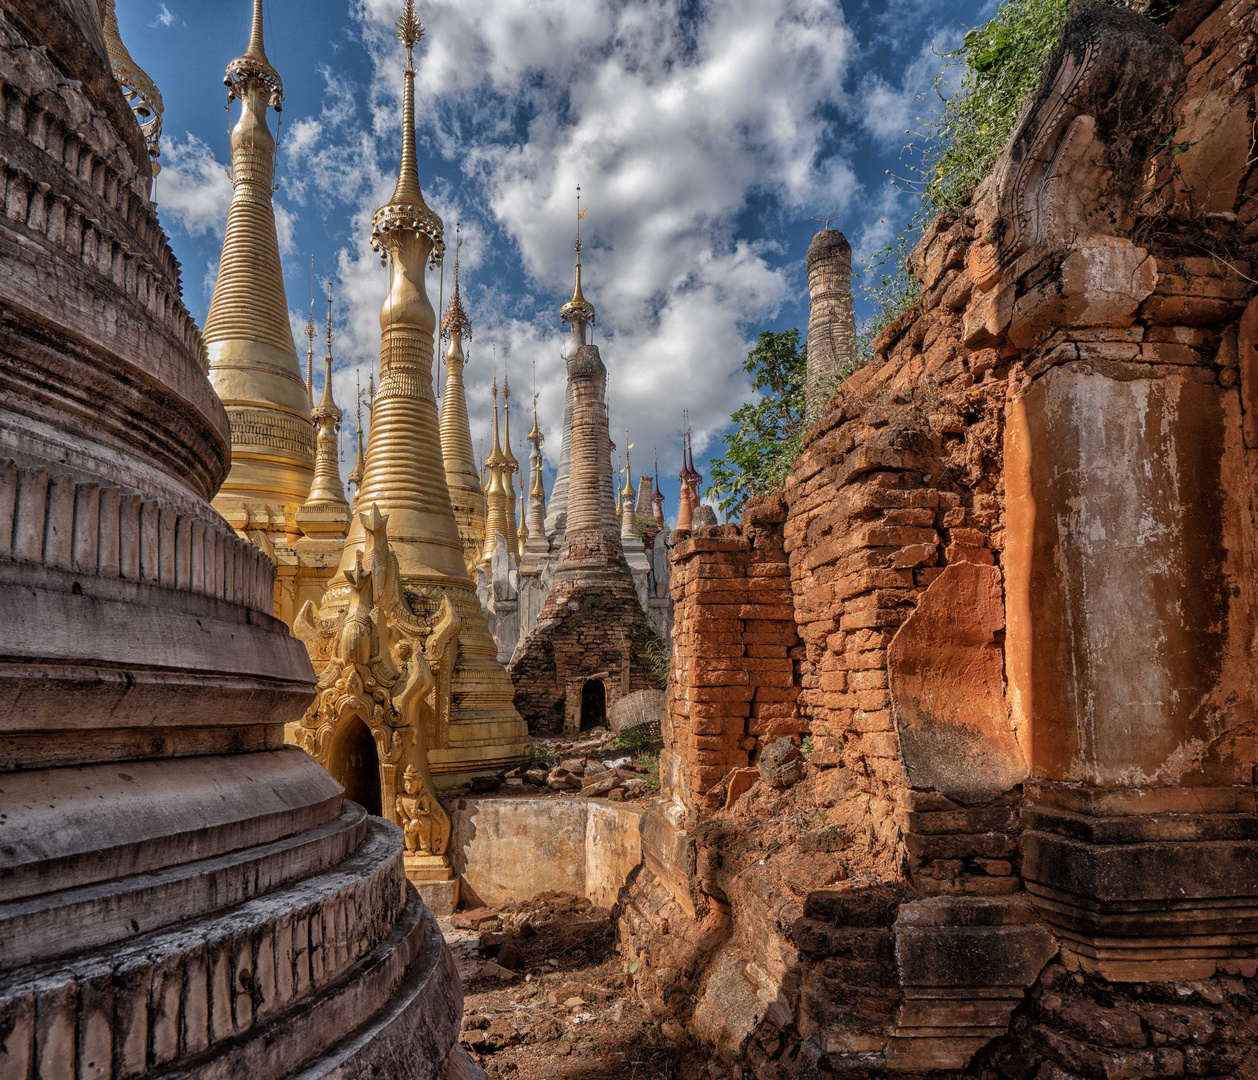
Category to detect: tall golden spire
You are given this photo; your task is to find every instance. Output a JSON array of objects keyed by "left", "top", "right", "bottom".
[
  {"left": 207, "top": 0, "right": 313, "bottom": 520},
  {"left": 621, "top": 432, "right": 635, "bottom": 503},
  {"left": 305, "top": 257, "right": 316, "bottom": 404},
  {"left": 501, "top": 372, "right": 519, "bottom": 557},
  {"left": 303, "top": 284, "right": 348, "bottom": 509},
  {"left": 317, "top": 1, "right": 524, "bottom": 782},
  {"left": 528, "top": 392, "right": 545, "bottom": 498},
  {"left": 619, "top": 434, "right": 643, "bottom": 553},
  {"left": 371, "top": 0, "right": 443, "bottom": 266},
  {"left": 482, "top": 373, "right": 509, "bottom": 566},
  {"left": 439, "top": 222, "right": 486, "bottom": 577},
  {"left": 516, "top": 448, "right": 530, "bottom": 559},
  {"left": 348, "top": 371, "right": 366, "bottom": 507},
  {"left": 522, "top": 385, "right": 547, "bottom": 553}
]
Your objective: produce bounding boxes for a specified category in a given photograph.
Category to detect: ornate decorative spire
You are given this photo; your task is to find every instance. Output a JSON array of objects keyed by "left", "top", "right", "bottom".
[
  {"left": 620, "top": 447, "right": 644, "bottom": 555},
  {"left": 316, "top": 0, "right": 524, "bottom": 783},
  {"left": 677, "top": 422, "right": 695, "bottom": 531},
  {"left": 305, "top": 257, "right": 316, "bottom": 404},
  {"left": 225, "top": 0, "right": 282, "bottom": 108},
  {"left": 528, "top": 392, "right": 545, "bottom": 498},
  {"left": 207, "top": 0, "right": 313, "bottom": 520},
  {"left": 501, "top": 372, "right": 519, "bottom": 557},
  {"left": 481, "top": 374, "right": 509, "bottom": 566},
  {"left": 516, "top": 451, "right": 530, "bottom": 559},
  {"left": 620, "top": 431, "right": 635, "bottom": 506},
  {"left": 486, "top": 373, "right": 506, "bottom": 467},
  {"left": 560, "top": 185, "right": 595, "bottom": 328},
  {"left": 440, "top": 222, "right": 472, "bottom": 340},
  {"left": 349, "top": 372, "right": 366, "bottom": 505},
  {"left": 438, "top": 222, "right": 486, "bottom": 577},
  {"left": 370, "top": 0, "right": 443, "bottom": 267},
  {"left": 102, "top": 0, "right": 163, "bottom": 171},
  {"left": 304, "top": 284, "right": 348, "bottom": 509},
  {"left": 522, "top": 386, "right": 548, "bottom": 552},
  {"left": 502, "top": 373, "right": 520, "bottom": 473}
]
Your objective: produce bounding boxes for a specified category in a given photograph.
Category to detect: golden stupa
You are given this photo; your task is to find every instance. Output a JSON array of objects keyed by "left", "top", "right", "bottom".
[
  {"left": 500, "top": 374, "right": 521, "bottom": 557},
  {"left": 438, "top": 224, "right": 487, "bottom": 578},
  {"left": 205, "top": 0, "right": 346, "bottom": 621},
  {"left": 295, "top": 1, "right": 526, "bottom": 786},
  {"left": 207, "top": 0, "right": 312, "bottom": 512},
  {"left": 481, "top": 375, "right": 511, "bottom": 568}
]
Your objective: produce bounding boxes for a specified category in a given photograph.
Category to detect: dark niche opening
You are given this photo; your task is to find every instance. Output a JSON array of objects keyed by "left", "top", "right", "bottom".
[
  {"left": 580, "top": 678, "right": 607, "bottom": 731},
  {"left": 331, "top": 715, "right": 382, "bottom": 816}
]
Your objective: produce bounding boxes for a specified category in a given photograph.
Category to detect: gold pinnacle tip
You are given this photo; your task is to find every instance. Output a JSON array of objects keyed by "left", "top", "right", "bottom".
[{"left": 396, "top": 0, "right": 422, "bottom": 49}]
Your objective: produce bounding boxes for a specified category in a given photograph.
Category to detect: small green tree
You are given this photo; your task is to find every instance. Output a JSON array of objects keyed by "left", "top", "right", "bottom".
[{"left": 707, "top": 329, "right": 807, "bottom": 519}]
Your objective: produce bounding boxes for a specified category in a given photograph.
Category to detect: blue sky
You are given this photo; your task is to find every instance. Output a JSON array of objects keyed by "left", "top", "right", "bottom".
[{"left": 116, "top": 0, "right": 991, "bottom": 523}]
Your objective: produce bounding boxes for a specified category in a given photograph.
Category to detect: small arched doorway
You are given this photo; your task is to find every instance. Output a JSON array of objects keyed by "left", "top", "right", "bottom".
[
  {"left": 580, "top": 679, "right": 606, "bottom": 731},
  {"left": 330, "top": 715, "right": 382, "bottom": 815}
]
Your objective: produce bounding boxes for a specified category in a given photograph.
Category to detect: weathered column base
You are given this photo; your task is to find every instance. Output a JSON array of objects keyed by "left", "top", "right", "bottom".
[{"left": 1023, "top": 782, "right": 1258, "bottom": 981}]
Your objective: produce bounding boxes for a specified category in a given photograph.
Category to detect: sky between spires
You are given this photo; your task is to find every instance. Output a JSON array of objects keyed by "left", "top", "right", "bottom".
[{"left": 117, "top": 0, "right": 991, "bottom": 525}]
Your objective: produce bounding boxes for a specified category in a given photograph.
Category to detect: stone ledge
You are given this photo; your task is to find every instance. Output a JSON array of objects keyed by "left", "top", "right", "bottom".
[
  {"left": 0, "top": 817, "right": 415, "bottom": 1080},
  {"left": 0, "top": 802, "right": 368, "bottom": 969},
  {"left": 0, "top": 748, "right": 342, "bottom": 903}
]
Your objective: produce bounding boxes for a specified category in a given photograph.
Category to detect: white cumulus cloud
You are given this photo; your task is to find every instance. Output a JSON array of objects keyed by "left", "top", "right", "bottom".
[{"left": 316, "top": 0, "right": 857, "bottom": 481}]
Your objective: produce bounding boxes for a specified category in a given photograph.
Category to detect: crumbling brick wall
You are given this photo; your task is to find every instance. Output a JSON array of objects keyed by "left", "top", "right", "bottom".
[
  {"left": 665, "top": 504, "right": 802, "bottom": 813},
  {"left": 618, "top": 2, "right": 1258, "bottom": 1077}
]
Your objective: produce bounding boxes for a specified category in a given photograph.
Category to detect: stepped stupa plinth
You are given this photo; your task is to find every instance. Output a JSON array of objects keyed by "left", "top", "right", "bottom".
[{"left": 0, "top": 1, "right": 471, "bottom": 1076}]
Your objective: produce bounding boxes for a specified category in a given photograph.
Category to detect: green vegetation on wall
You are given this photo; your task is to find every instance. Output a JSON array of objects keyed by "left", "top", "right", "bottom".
[
  {"left": 708, "top": 0, "right": 1182, "bottom": 517},
  {"left": 859, "top": 0, "right": 1178, "bottom": 358}
]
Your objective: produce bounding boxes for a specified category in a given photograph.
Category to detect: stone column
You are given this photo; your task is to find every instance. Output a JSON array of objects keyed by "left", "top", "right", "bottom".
[{"left": 804, "top": 229, "right": 855, "bottom": 418}]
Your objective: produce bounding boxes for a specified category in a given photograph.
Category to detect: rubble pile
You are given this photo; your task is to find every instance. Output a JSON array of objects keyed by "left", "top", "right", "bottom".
[{"left": 439, "top": 894, "right": 694, "bottom": 1079}]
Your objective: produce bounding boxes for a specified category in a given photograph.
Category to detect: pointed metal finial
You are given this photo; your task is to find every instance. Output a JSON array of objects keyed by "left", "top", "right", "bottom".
[
  {"left": 226, "top": 0, "right": 282, "bottom": 107},
  {"left": 396, "top": 0, "right": 422, "bottom": 52}
]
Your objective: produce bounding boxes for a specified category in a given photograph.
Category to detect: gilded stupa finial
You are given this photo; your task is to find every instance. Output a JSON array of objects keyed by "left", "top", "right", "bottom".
[
  {"left": 621, "top": 430, "right": 635, "bottom": 503},
  {"left": 560, "top": 184, "right": 596, "bottom": 327},
  {"left": 527, "top": 362, "right": 545, "bottom": 500},
  {"left": 530, "top": 404, "right": 546, "bottom": 498},
  {"left": 349, "top": 370, "right": 366, "bottom": 495},
  {"left": 441, "top": 222, "right": 472, "bottom": 341},
  {"left": 487, "top": 366, "right": 504, "bottom": 465},
  {"left": 305, "top": 256, "right": 317, "bottom": 403},
  {"left": 303, "top": 282, "right": 347, "bottom": 508},
  {"left": 313, "top": 282, "right": 338, "bottom": 417},
  {"left": 371, "top": 0, "right": 443, "bottom": 267},
  {"left": 225, "top": 0, "right": 283, "bottom": 108},
  {"left": 502, "top": 372, "right": 519, "bottom": 472}
]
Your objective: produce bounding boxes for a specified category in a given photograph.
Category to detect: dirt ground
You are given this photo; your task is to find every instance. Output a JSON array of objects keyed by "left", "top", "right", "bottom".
[{"left": 440, "top": 894, "right": 703, "bottom": 1080}]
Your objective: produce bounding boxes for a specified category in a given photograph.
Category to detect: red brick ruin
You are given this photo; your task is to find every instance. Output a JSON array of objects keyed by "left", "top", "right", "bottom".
[
  {"left": 617, "top": 1, "right": 1258, "bottom": 1075},
  {"left": 510, "top": 329, "right": 659, "bottom": 733}
]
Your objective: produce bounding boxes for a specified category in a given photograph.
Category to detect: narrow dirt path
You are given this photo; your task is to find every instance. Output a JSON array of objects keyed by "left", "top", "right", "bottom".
[{"left": 440, "top": 894, "right": 699, "bottom": 1079}]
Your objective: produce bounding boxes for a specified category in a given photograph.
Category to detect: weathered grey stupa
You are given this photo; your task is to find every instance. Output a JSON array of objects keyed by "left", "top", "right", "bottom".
[
  {"left": 506, "top": 228, "right": 667, "bottom": 732},
  {"left": 0, "top": 2, "right": 474, "bottom": 1077}
]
